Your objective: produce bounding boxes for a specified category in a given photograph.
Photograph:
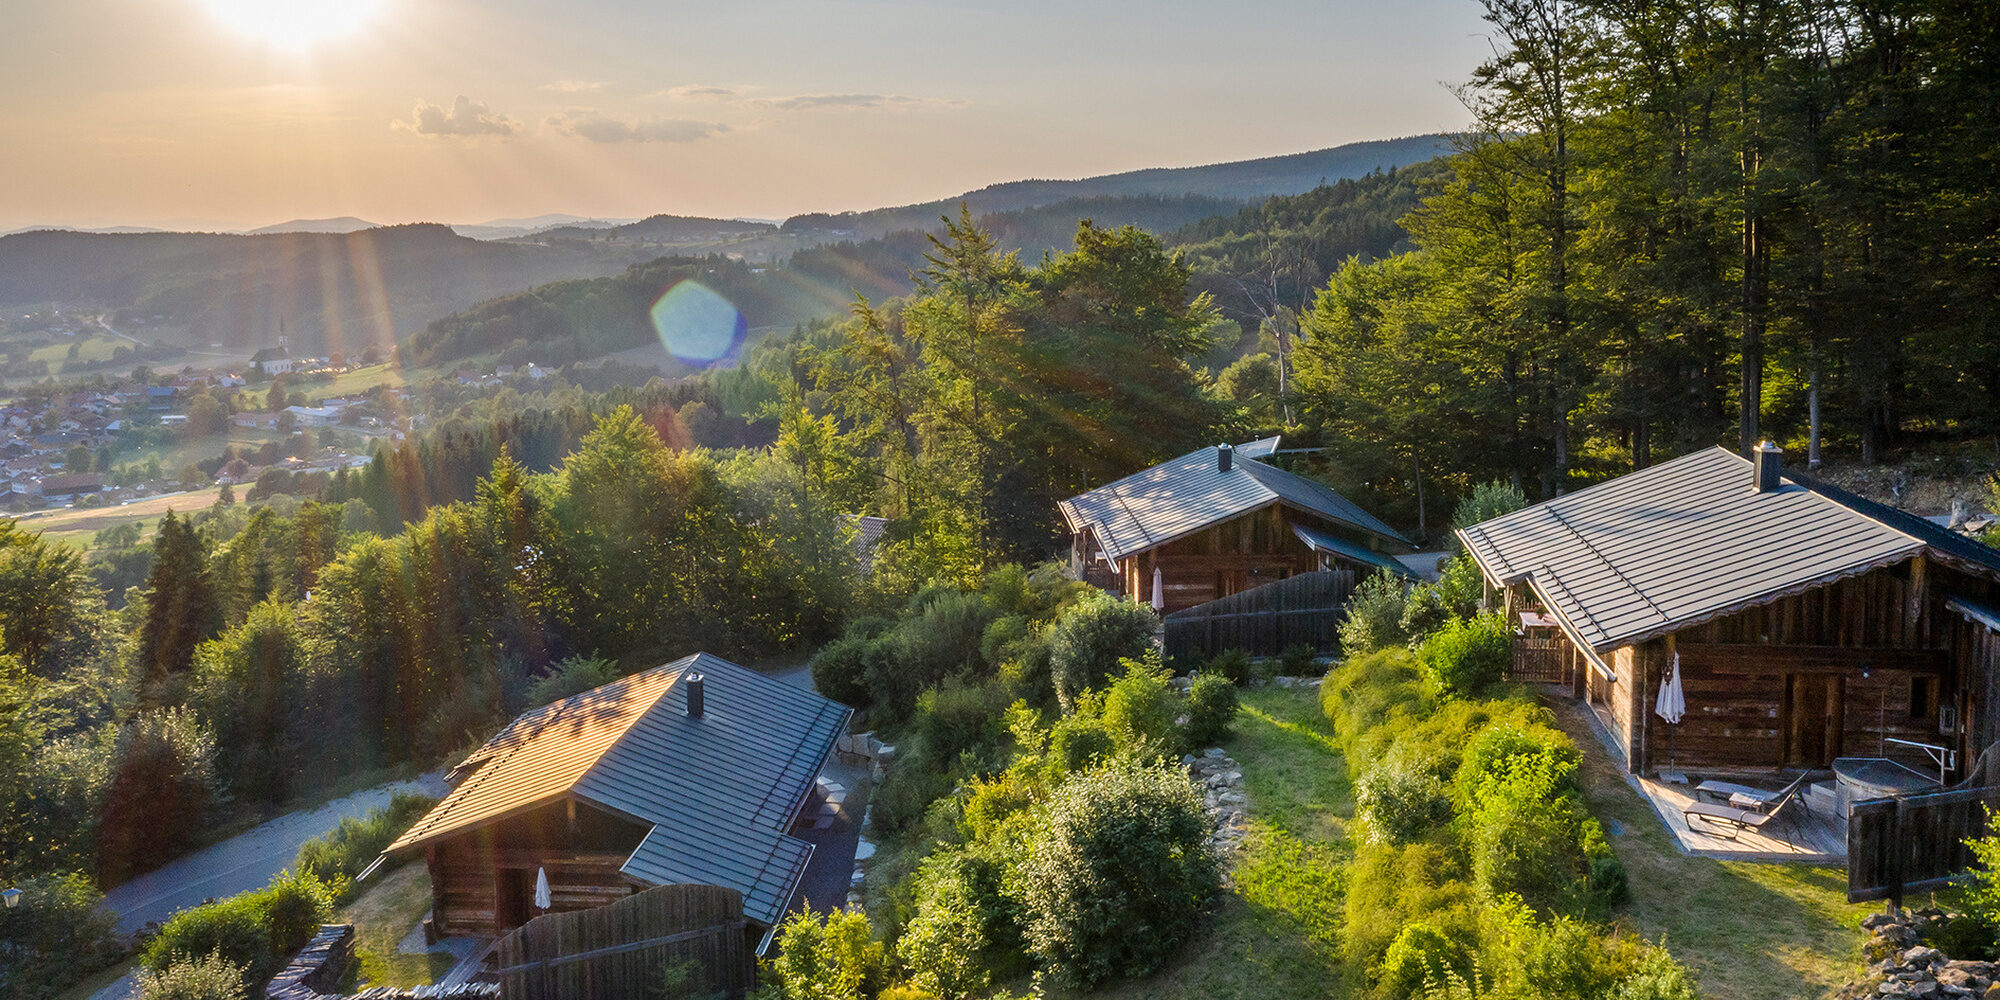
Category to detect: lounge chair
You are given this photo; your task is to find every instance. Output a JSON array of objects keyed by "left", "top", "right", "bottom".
[
  {"left": 1693, "top": 773, "right": 1799, "bottom": 808},
  {"left": 1683, "top": 771, "right": 1812, "bottom": 842}
]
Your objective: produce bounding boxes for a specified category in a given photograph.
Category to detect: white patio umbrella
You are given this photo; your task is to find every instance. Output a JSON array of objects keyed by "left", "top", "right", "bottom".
[
  {"left": 1150, "top": 567, "right": 1164, "bottom": 611},
  {"left": 533, "top": 866, "right": 551, "bottom": 912},
  {"left": 1655, "top": 652, "right": 1686, "bottom": 724}
]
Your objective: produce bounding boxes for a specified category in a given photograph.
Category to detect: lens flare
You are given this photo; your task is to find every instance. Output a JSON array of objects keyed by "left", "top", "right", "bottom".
[
  {"left": 197, "top": 0, "right": 386, "bottom": 49},
  {"left": 649, "top": 281, "right": 747, "bottom": 365}
]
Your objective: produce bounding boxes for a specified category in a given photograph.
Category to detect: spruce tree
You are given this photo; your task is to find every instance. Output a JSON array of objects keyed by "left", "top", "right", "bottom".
[{"left": 136, "top": 512, "right": 219, "bottom": 686}]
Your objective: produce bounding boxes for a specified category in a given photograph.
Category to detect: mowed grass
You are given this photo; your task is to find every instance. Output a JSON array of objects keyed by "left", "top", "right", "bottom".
[
  {"left": 15, "top": 485, "right": 225, "bottom": 548},
  {"left": 1548, "top": 703, "right": 1872, "bottom": 1000},
  {"left": 1071, "top": 685, "right": 1359, "bottom": 1000},
  {"left": 338, "top": 863, "right": 455, "bottom": 988}
]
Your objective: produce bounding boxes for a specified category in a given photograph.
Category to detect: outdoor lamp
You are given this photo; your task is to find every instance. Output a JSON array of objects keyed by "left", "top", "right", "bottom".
[{"left": 2, "top": 887, "right": 21, "bottom": 909}]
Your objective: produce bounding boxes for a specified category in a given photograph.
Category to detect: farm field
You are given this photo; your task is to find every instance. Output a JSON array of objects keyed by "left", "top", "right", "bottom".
[{"left": 16, "top": 485, "right": 225, "bottom": 547}]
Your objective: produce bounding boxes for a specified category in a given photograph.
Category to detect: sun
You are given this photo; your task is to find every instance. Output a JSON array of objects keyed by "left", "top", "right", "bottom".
[{"left": 197, "top": 0, "right": 387, "bottom": 49}]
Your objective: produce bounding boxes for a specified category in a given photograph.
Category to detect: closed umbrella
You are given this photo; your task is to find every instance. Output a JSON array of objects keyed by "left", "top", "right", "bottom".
[
  {"left": 533, "top": 866, "right": 551, "bottom": 912},
  {"left": 1655, "top": 652, "right": 1685, "bottom": 724},
  {"left": 1150, "top": 567, "right": 1164, "bottom": 612}
]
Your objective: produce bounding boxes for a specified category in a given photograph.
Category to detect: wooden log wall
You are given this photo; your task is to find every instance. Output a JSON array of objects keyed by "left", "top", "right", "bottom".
[
  {"left": 428, "top": 800, "right": 650, "bottom": 937},
  {"left": 496, "top": 883, "right": 753, "bottom": 1000},
  {"left": 1120, "top": 504, "right": 1389, "bottom": 614}
]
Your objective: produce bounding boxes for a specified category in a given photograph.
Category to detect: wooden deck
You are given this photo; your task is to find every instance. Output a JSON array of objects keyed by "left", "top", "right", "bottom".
[{"left": 1569, "top": 697, "right": 1848, "bottom": 863}]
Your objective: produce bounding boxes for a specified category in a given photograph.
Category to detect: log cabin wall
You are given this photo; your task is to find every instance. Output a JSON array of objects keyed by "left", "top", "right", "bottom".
[
  {"left": 429, "top": 799, "right": 650, "bottom": 937},
  {"left": 1119, "top": 504, "right": 1390, "bottom": 614},
  {"left": 1625, "top": 559, "right": 2000, "bottom": 776}
]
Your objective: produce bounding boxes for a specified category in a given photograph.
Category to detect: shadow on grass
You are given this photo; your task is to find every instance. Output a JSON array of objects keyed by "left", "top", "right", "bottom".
[{"left": 1548, "top": 700, "right": 1871, "bottom": 1000}]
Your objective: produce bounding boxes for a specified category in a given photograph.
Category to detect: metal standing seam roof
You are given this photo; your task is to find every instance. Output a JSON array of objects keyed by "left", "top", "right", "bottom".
[
  {"left": 381, "top": 652, "right": 851, "bottom": 928},
  {"left": 1455, "top": 446, "right": 1983, "bottom": 652},
  {"left": 1291, "top": 523, "right": 1417, "bottom": 578},
  {"left": 1057, "top": 436, "right": 1409, "bottom": 562}
]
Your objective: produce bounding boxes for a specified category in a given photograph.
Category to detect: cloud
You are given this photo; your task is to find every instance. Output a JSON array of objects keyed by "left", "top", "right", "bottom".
[
  {"left": 396, "top": 95, "right": 516, "bottom": 137},
  {"left": 545, "top": 110, "right": 727, "bottom": 144},
  {"left": 543, "top": 80, "right": 607, "bottom": 93},
  {"left": 751, "top": 93, "right": 962, "bottom": 111},
  {"left": 659, "top": 85, "right": 738, "bottom": 101}
]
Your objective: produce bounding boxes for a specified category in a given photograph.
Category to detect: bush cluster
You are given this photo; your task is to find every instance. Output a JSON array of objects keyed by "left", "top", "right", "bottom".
[
  {"left": 1319, "top": 647, "right": 1676, "bottom": 999},
  {"left": 141, "top": 869, "right": 335, "bottom": 991},
  {"left": 294, "top": 791, "right": 439, "bottom": 897},
  {"left": 0, "top": 873, "right": 123, "bottom": 1000}
]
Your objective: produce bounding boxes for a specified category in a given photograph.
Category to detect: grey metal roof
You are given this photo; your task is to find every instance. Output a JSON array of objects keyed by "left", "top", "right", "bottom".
[
  {"left": 383, "top": 652, "right": 850, "bottom": 929},
  {"left": 1456, "top": 446, "right": 1985, "bottom": 652},
  {"left": 1292, "top": 523, "right": 1416, "bottom": 578},
  {"left": 1058, "top": 436, "right": 1408, "bottom": 562}
]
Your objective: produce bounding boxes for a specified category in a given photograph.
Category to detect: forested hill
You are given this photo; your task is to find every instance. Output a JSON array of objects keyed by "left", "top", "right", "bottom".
[
  {"left": 0, "top": 224, "right": 660, "bottom": 354},
  {"left": 529, "top": 213, "right": 778, "bottom": 244},
  {"left": 780, "top": 134, "right": 1451, "bottom": 237},
  {"left": 1166, "top": 159, "right": 1450, "bottom": 327},
  {"left": 404, "top": 193, "right": 1249, "bottom": 369}
]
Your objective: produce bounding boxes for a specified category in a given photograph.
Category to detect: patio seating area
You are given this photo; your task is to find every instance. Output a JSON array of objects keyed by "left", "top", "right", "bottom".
[{"left": 1631, "top": 770, "right": 1847, "bottom": 862}]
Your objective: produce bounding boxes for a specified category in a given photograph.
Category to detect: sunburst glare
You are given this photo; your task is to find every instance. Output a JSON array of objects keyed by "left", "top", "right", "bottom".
[{"left": 196, "top": 0, "right": 388, "bottom": 49}]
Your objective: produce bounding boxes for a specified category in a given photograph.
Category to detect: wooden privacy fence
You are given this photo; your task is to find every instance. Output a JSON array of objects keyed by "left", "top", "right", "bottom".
[
  {"left": 495, "top": 883, "right": 752, "bottom": 1000},
  {"left": 1164, "top": 570, "right": 1357, "bottom": 660},
  {"left": 1508, "top": 626, "right": 1572, "bottom": 685},
  {"left": 1848, "top": 786, "right": 2000, "bottom": 905}
]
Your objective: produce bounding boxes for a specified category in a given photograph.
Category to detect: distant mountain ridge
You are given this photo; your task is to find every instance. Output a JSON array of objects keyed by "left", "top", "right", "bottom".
[
  {"left": 246, "top": 217, "right": 382, "bottom": 235},
  {"left": 781, "top": 134, "right": 1452, "bottom": 236}
]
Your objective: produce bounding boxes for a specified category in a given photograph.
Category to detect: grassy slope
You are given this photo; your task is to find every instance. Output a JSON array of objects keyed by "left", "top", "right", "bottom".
[
  {"left": 1550, "top": 702, "right": 1871, "bottom": 999},
  {"left": 14, "top": 485, "right": 225, "bottom": 547},
  {"left": 1070, "top": 686, "right": 1358, "bottom": 1000},
  {"left": 338, "top": 863, "right": 455, "bottom": 988}
]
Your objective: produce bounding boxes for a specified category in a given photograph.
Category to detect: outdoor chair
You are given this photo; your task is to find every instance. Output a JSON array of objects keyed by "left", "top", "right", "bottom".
[
  {"left": 1683, "top": 770, "right": 1812, "bottom": 842},
  {"left": 1693, "top": 773, "right": 1800, "bottom": 809}
]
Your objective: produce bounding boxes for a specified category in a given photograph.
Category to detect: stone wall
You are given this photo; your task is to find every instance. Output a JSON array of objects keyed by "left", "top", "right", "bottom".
[{"left": 1831, "top": 910, "right": 2000, "bottom": 1000}]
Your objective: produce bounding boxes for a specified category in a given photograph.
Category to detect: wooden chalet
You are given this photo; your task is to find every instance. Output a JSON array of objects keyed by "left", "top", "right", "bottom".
[
  {"left": 372, "top": 652, "right": 850, "bottom": 951},
  {"left": 1460, "top": 444, "right": 2000, "bottom": 779},
  {"left": 1058, "top": 437, "right": 1412, "bottom": 615}
]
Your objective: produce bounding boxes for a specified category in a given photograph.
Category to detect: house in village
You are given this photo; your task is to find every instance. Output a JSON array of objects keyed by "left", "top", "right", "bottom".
[
  {"left": 250, "top": 346, "right": 294, "bottom": 375},
  {"left": 1058, "top": 437, "right": 1413, "bottom": 614},
  {"left": 371, "top": 652, "right": 850, "bottom": 952},
  {"left": 1460, "top": 443, "right": 2000, "bottom": 780}
]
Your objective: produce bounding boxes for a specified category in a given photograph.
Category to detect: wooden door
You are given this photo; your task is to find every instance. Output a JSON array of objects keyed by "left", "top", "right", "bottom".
[
  {"left": 1786, "top": 673, "right": 1845, "bottom": 767},
  {"left": 495, "top": 865, "right": 535, "bottom": 931}
]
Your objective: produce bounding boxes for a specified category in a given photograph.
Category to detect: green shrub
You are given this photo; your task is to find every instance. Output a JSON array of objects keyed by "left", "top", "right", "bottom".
[
  {"left": 1466, "top": 779, "right": 1591, "bottom": 914},
  {"left": 1418, "top": 613, "right": 1512, "bottom": 699},
  {"left": 765, "top": 907, "right": 885, "bottom": 1000},
  {"left": 1398, "top": 585, "right": 1457, "bottom": 645},
  {"left": 1012, "top": 761, "right": 1220, "bottom": 989},
  {"left": 1451, "top": 481, "right": 1528, "bottom": 536},
  {"left": 1454, "top": 722, "right": 1579, "bottom": 809},
  {"left": 1342, "top": 839, "right": 1476, "bottom": 968},
  {"left": 844, "top": 615, "right": 896, "bottom": 641},
  {"left": 524, "top": 654, "right": 619, "bottom": 707},
  {"left": 1319, "top": 648, "right": 1429, "bottom": 761},
  {"left": 260, "top": 869, "right": 335, "bottom": 954},
  {"left": 1047, "top": 712, "right": 1115, "bottom": 775},
  {"left": 136, "top": 952, "right": 248, "bottom": 1000},
  {"left": 651, "top": 956, "right": 726, "bottom": 1000},
  {"left": 143, "top": 896, "right": 272, "bottom": 985},
  {"left": 1380, "top": 923, "right": 1471, "bottom": 999},
  {"left": 1207, "top": 648, "right": 1253, "bottom": 685},
  {"left": 0, "top": 872, "right": 123, "bottom": 1000},
  {"left": 1338, "top": 570, "right": 1412, "bottom": 655},
  {"left": 899, "top": 850, "right": 1023, "bottom": 999},
  {"left": 1609, "top": 948, "right": 1700, "bottom": 1000},
  {"left": 1479, "top": 904, "right": 1629, "bottom": 1000},
  {"left": 1280, "top": 642, "right": 1317, "bottom": 675},
  {"left": 1921, "top": 912, "right": 1998, "bottom": 961},
  {"left": 813, "top": 636, "right": 882, "bottom": 708},
  {"left": 296, "top": 792, "right": 440, "bottom": 886},
  {"left": 1100, "top": 656, "right": 1181, "bottom": 754},
  {"left": 910, "top": 677, "right": 1017, "bottom": 776},
  {"left": 1586, "top": 855, "right": 1631, "bottom": 913},
  {"left": 1182, "top": 673, "right": 1240, "bottom": 748},
  {"left": 1355, "top": 756, "right": 1452, "bottom": 845},
  {"left": 1047, "top": 591, "right": 1156, "bottom": 711},
  {"left": 979, "top": 615, "right": 1032, "bottom": 671},
  {"left": 868, "top": 591, "right": 1001, "bottom": 720}
]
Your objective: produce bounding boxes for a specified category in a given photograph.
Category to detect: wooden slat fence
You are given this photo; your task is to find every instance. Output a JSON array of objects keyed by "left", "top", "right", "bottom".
[
  {"left": 1508, "top": 627, "right": 1571, "bottom": 685},
  {"left": 1164, "top": 570, "right": 1357, "bottom": 660},
  {"left": 1848, "top": 786, "right": 2000, "bottom": 905},
  {"left": 494, "top": 884, "right": 752, "bottom": 1000}
]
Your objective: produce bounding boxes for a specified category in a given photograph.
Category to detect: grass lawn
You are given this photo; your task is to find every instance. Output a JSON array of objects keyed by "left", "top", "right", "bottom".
[
  {"left": 1068, "top": 685, "right": 1359, "bottom": 1000},
  {"left": 53, "top": 958, "right": 136, "bottom": 1000},
  {"left": 338, "top": 863, "right": 455, "bottom": 988},
  {"left": 310, "top": 363, "right": 407, "bottom": 398},
  {"left": 17, "top": 485, "right": 225, "bottom": 548},
  {"left": 1549, "top": 701, "right": 1873, "bottom": 1000}
]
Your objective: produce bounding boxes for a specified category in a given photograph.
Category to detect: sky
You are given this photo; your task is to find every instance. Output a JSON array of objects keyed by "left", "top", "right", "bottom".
[{"left": 0, "top": 0, "right": 1494, "bottom": 232}]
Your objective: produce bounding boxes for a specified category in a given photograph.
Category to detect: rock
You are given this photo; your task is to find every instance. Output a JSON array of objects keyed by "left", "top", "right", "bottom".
[
  {"left": 1865, "top": 912, "right": 1899, "bottom": 930},
  {"left": 1881, "top": 925, "right": 1921, "bottom": 948},
  {"left": 1907, "top": 947, "right": 1947, "bottom": 967},
  {"left": 854, "top": 839, "right": 876, "bottom": 862},
  {"left": 1204, "top": 747, "right": 1227, "bottom": 759}
]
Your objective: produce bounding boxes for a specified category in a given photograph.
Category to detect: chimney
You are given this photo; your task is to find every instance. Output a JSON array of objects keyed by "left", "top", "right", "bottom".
[
  {"left": 1752, "top": 440, "right": 1783, "bottom": 493},
  {"left": 1217, "top": 443, "right": 1234, "bottom": 473},
  {"left": 686, "top": 672, "right": 705, "bottom": 718}
]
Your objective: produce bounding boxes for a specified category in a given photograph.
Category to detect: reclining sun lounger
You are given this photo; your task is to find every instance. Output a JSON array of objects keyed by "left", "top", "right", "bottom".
[{"left": 1683, "top": 771, "right": 1811, "bottom": 841}]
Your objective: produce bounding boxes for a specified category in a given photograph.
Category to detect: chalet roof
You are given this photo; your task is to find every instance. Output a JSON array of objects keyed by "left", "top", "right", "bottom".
[
  {"left": 1291, "top": 523, "right": 1416, "bottom": 578},
  {"left": 382, "top": 652, "right": 850, "bottom": 929},
  {"left": 1057, "top": 436, "right": 1408, "bottom": 563},
  {"left": 1458, "top": 446, "right": 2000, "bottom": 653},
  {"left": 249, "top": 347, "right": 290, "bottom": 362}
]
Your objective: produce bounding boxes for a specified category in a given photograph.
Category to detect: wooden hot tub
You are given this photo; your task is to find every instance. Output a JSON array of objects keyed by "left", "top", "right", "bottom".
[{"left": 1832, "top": 757, "right": 1941, "bottom": 815}]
